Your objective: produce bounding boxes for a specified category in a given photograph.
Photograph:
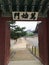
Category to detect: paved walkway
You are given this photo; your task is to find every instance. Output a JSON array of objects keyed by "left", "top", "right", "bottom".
[
  {"left": 8, "top": 37, "right": 43, "bottom": 65},
  {"left": 8, "top": 61, "right": 43, "bottom": 65},
  {"left": 10, "top": 49, "right": 37, "bottom": 61}
]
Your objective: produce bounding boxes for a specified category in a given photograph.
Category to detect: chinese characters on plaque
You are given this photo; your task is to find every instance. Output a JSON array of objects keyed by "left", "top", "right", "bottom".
[{"left": 12, "top": 12, "right": 38, "bottom": 20}]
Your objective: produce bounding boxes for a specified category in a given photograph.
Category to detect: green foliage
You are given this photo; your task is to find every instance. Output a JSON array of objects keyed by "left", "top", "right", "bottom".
[
  {"left": 10, "top": 22, "right": 26, "bottom": 39},
  {"left": 9, "top": 21, "right": 15, "bottom": 24},
  {"left": 26, "top": 32, "right": 34, "bottom": 36}
]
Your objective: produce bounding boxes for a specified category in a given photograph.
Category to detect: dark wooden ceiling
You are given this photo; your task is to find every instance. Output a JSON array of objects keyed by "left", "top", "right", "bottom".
[{"left": 0, "top": 0, "right": 49, "bottom": 17}]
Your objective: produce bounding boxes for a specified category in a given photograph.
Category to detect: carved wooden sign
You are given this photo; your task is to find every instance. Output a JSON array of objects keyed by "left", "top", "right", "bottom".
[{"left": 12, "top": 12, "right": 38, "bottom": 20}]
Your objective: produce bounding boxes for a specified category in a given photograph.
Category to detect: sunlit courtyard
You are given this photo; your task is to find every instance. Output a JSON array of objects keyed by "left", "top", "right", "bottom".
[{"left": 8, "top": 22, "right": 43, "bottom": 65}]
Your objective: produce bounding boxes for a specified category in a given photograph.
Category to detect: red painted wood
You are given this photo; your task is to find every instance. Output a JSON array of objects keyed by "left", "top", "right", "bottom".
[
  {"left": 0, "top": 17, "right": 47, "bottom": 21},
  {"left": 0, "top": 17, "right": 12, "bottom": 21},
  {"left": 0, "top": 20, "right": 5, "bottom": 65},
  {"left": 47, "top": 17, "right": 49, "bottom": 65},
  {"left": 0, "top": 16, "right": 49, "bottom": 65},
  {"left": 4, "top": 22, "right": 10, "bottom": 65},
  {"left": 38, "top": 19, "right": 49, "bottom": 65},
  {"left": 0, "top": 18, "right": 10, "bottom": 65}
]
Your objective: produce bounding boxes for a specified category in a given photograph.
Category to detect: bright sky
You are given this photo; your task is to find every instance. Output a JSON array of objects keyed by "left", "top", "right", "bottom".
[{"left": 15, "top": 21, "right": 38, "bottom": 31}]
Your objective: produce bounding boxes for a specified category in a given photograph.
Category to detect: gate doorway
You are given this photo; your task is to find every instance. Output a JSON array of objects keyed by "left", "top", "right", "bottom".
[
  {"left": 8, "top": 21, "right": 43, "bottom": 65},
  {"left": 0, "top": 17, "right": 49, "bottom": 65},
  {"left": 0, "top": 0, "right": 49, "bottom": 65},
  {"left": 9, "top": 21, "right": 39, "bottom": 60}
]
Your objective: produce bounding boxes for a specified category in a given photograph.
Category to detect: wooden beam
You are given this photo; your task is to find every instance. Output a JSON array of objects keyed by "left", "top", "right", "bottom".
[
  {"left": 1, "top": 4, "right": 6, "bottom": 14},
  {"left": 8, "top": 0, "right": 12, "bottom": 12},
  {"left": 0, "top": 17, "right": 12, "bottom": 21},
  {"left": 40, "top": 0, "right": 45, "bottom": 5},
  {"left": 38, "top": 0, "right": 45, "bottom": 17},
  {"left": 38, "top": 0, "right": 45, "bottom": 13},
  {"left": 43, "top": 2, "right": 49, "bottom": 16},
  {"left": 32, "top": 0, "right": 36, "bottom": 11}
]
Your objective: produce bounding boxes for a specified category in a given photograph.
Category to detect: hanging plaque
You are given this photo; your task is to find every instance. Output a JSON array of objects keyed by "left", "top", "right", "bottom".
[{"left": 12, "top": 12, "right": 38, "bottom": 20}]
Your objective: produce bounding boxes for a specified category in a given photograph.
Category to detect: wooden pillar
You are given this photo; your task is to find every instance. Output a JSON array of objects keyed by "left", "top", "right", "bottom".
[
  {"left": 38, "top": 16, "right": 49, "bottom": 65},
  {"left": 0, "top": 18, "right": 10, "bottom": 65},
  {"left": 47, "top": 21, "right": 49, "bottom": 65},
  {"left": 47, "top": 10, "right": 49, "bottom": 65}
]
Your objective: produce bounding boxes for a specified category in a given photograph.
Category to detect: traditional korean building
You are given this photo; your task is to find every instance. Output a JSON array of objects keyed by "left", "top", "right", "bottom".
[{"left": 0, "top": 0, "right": 49, "bottom": 65}]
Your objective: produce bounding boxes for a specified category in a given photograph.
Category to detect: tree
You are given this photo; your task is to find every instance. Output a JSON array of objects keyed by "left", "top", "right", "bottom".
[
  {"left": 13, "top": 26, "right": 26, "bottom": 39},
  {"left": 9, "top": 21, "right": 27, "bottom": 40}
]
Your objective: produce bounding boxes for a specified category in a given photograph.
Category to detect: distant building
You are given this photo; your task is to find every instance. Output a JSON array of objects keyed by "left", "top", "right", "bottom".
[
  {"left": 33, "top": 21, "right": 42, "bottom": 34},
  {"left": 26, "top": 29, "right": 33, "bottom": 34}
]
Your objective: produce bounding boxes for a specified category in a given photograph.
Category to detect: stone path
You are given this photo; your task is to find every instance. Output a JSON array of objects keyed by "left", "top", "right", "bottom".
[
  {"left": 8, "top": 37, "right": 43, "bottom": 65},
  {"left": 10, "top": 49, "right": 36, "bottom": 61},
  {"left": 8, "top": 61, "right": 43, "bottom": 65}
]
